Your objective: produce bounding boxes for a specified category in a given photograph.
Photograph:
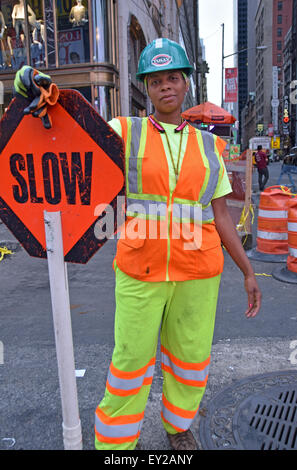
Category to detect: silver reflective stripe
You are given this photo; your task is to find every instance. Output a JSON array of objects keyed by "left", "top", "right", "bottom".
[
  {"left": 128, "top": 118, "right": 144, "bottom": 194},
  {"left": 199, "top": 131, "right": 220, "bottom": 206},
  {"left": 172, "top": 203, "right": 202, "bottom": 222},
  {"left": 95, "top": 414, "right": 142, "bottom": 438},
  {"left": 161, "top": 351, "right": 209, "bottom": 383},
  {"left": 127, "top": 198, "right": 167, "bottom": 217},
  {"left": 161, "top": 404, "right": 193, "bottom": 431},
  {"left": 130, "top": 117, "right": 143, "bottom": 157},
  {"left": 258, "top": 209, "right": 288, "bottom": 219},
  {"left": 289, "top": 247, "right": 297, "bottom": 258},
  {"left": 257, "top": 230, "right": 288, "bottom": 240},
  {"left": 128, "top": 158, "right": 139, "bottom": 194},
  {"left": 202, "top": 205, "right": 214, "bottom": 222},
  {"left": 173, "top": 203, "right": 213, "bottom": 223},
  {"left": 107, "top": 364, "right": 155, "bottom": 392},
  {"left": 288, "top": 222, "right": 297, "bottom": 232}
]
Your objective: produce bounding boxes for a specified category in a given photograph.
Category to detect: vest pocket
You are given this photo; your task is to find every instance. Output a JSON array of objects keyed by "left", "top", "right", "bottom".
[
  {"left": 116, "top": 236, "right": 146, "bottom": 278},
  {"left": 119, "top": 237, "right": 145, "bottom": 249}
]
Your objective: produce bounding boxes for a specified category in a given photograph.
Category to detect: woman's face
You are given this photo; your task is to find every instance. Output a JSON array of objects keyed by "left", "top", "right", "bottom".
[{"left": 146, "top": 70, "right": 188, "bottom": 116}]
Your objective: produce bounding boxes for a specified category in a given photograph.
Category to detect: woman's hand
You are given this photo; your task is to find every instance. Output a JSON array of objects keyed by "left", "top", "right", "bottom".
[{"left": 244, "top": 273, "right": 262, "bottom": 318}]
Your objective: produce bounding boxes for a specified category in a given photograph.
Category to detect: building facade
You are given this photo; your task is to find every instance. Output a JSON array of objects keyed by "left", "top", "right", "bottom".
[
  {"left": 292, "top": 0, "right": 297, "bottom": 145},
  {"left": 272, "top": 0, "right": 292, "bottom": 147},
  {"left": 0, "top": 0, "right": 203, "bottom": 121},
  {"left": 255, "top": 0, "right": 273, "bottom": 136},
  {"left": 236, "top": 0, "right": 248, "bottom": 140},
  {"left": 240, "top": 0, "right": 259, "bottom": 148},
  {"left": 0, "top": 0, "right": 120, "bottom": 121}
]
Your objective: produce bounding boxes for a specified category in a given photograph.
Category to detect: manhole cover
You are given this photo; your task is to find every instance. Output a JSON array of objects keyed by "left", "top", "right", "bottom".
[{"left": 199, "top": 371, "right": 297, "bottom": 450}]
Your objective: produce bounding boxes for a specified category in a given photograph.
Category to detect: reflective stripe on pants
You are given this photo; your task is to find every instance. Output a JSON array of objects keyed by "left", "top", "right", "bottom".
[{"left": 95, "top": 266, "right": 221, "bottom": 450}]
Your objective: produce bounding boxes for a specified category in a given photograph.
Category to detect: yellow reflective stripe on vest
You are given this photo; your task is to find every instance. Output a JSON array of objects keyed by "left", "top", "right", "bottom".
[
  {"left": 127, "top": 197, "right": 213, "bottom": 223},
  {"left": 126, "top": 117, "right": 148, "bottom": 196}
]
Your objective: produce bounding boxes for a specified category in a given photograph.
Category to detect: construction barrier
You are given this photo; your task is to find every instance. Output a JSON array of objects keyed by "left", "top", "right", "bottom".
[
  {"left": 247, "top": 186, "right": 292, "bottom": 262},
  {"left": 225, "top": 149, "right": 254, "bottom": 249},
  {"left": 273, "top": 196, "right": 297, "bottom": 284}
]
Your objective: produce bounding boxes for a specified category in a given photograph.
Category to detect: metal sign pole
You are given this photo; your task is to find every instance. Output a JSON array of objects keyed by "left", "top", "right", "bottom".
[{"left": 44, "top": 210, "right": 83, "bottom": 450}]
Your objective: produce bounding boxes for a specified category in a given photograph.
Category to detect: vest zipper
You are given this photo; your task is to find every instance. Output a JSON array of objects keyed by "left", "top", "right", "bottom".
[{"left": 166, "top": 190, "right": 174, "bottom": 281}]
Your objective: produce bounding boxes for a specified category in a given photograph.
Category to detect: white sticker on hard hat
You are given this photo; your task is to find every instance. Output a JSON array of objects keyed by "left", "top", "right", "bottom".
[
  {"left": 155, "top": 38, "right": 163, "bottom": 48},
  {"left": 151, "top": 54, "right": 173, "bottom": 67}
]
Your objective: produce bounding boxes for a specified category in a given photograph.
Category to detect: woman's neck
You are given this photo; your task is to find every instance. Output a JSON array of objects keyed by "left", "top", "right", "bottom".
[{"left": 154, "top": 110, "right": 182, "bottom": 126}]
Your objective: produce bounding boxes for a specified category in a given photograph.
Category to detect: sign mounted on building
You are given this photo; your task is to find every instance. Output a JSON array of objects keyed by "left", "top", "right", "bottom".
[
  {"left": 0, "top": 90, "right": 125, "bottom": 264},
  {"left": 272, "top": 66, "right": 279, "bottom": 134},
  {"left": 268, "top": 123, "right": 274, "bottom": 137},
  {"left": 225, "top": 68, "right": 238, "bottom": 103},
  {"left": 271, "top": 136, "right": 281, "bottom": 149}
]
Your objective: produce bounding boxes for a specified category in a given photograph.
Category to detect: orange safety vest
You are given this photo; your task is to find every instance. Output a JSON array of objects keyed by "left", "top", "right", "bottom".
[{"left": 115, "top": 116, "right": 226, "bottom": 282}]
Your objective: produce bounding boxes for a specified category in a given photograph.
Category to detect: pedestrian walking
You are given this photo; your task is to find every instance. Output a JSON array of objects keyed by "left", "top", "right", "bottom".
[
  {"left": 255, "top": 145, "right": 269, "bottom": 191},
  {"left": 14, "top": 38, "right": 262, "bottom": 451}
]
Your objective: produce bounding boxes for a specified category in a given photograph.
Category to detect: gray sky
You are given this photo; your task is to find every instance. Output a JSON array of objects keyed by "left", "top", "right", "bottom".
[{"left": 199, "top": 0, "right": 235, "bottom": 106}]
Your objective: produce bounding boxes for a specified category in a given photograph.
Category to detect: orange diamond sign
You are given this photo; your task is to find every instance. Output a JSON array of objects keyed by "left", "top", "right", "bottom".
[{"left": 0, "top": 90, "right": 125, "bottom": 263}]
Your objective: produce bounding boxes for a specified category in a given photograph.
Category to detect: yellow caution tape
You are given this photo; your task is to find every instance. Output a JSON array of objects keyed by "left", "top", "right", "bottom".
[
  {"left": 255, "top": 273, "right": 272, "bottom": 277},
  {"left": 0, "top": 246, "right": 13, "bottom": 262},
  {"left": 236, "top": 204, "right": 255, "bottom": 247},
  {"left": 280, "top": 185, "right": 297, "bottom": 197}
]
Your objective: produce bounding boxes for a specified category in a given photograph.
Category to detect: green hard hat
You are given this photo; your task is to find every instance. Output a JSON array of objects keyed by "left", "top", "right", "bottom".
[{"left": 136, "top": 38, "right": 194, "bottom": 82}]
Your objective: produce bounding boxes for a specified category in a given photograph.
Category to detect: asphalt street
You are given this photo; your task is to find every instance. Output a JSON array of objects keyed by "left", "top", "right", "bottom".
[{"left": 0, "top": 161, "right": 297, "bottom": 451}]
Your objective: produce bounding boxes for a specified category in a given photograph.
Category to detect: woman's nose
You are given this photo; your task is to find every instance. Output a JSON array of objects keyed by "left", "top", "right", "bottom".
[{"left": 160, "top": 81, "right": 171, "bottom": 90}]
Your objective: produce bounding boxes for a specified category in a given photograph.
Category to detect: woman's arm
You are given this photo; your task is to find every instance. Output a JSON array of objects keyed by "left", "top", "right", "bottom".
[{"left": 212, "top": 196, "right": 262, "bottom": 318}]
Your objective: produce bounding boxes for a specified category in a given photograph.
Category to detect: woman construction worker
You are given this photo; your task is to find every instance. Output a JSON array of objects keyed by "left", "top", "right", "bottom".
[{"left": 14, "top": 38, "right": 261, "bottom": 451}]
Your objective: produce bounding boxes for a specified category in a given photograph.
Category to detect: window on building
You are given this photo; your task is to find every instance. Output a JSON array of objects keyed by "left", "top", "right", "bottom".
[
  {"left": 128, "top": 15, "right": 147, "bottom": 115},
  {"left": 55, "top": 0, "right": 90, "bottom": 66},
  {"left": 0, "top": 0, "right": 29, "bottom": 70},
  {"left": 277, "top": 28, "right": 282, "bottom": 37},
  {"left": 278, "top": 1, "right": 283, "bottom": 10},
  {"left": 92, "top": 0, "right": 110, "bottom": 62},
  {"left": 277, "top": 54, "right": 282, "bottom": 63},
  {"left": 278, "top": 15, "right": 283, "bottom": 24},
  {"left": 277, "top": 41, "right": 282, "bottom": 50}
]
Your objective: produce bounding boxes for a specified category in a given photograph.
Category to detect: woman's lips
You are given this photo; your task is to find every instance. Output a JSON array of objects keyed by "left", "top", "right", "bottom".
[{"left": 161, "top": 95, "right": 176, "bottom": 102}]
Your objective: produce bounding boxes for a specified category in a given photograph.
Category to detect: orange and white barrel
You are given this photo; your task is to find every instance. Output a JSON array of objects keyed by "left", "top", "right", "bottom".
[
  {"left": 287, "top": 197, "right": 297, "bottom": 274},
  {"left": 256, "top": 186, "right": 291, "bottom": 255}
]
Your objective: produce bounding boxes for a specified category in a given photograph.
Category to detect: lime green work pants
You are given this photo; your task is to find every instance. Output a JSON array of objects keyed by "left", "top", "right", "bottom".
[{"left": 95, "top": 267, "right": 221, "bottom": 450}]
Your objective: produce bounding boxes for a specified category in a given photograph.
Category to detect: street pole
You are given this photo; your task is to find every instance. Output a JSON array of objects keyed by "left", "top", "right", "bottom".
[
  {"left": 221, "top": 23, "right": 224, "bottom": 109},
  {"left": 44, "top": 210, "right": 83, "bottom": 450}
]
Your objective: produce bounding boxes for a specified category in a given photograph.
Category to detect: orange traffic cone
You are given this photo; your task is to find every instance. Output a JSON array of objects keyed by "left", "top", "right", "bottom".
[
  {"left": 247, "top": 186, "right": 292, "bottom": 262},
  {"left": 273, "top": 196, "right": 297, "bottom": 283}
]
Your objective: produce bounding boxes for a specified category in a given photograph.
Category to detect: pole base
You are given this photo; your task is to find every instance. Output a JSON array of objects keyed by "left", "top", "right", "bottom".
[
  {"left": 246, "top": 248, "right": 288, "bottom": 263},
  {"left": 62, "top": 420, "right": 83, "bottom": 450},
  {"left": 272, "top": 266, "right": 297, "bottom": 284}
]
